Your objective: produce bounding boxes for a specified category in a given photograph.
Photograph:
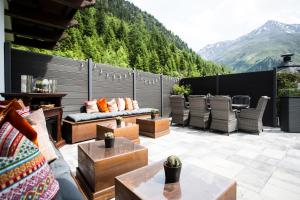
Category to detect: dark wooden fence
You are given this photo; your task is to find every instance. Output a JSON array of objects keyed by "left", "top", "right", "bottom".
[
  {"left": 181, "top": 70, "right": 278, "bottom": 127},
  {"left": 10, "top": 49, "right": 178, "bottom": 118}
]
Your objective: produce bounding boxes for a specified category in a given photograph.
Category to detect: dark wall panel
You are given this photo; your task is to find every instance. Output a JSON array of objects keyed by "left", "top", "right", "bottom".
[
  {"left": 163, "top": 76, "right": 178, "bottom": 117},
  {"left": 218, "top": 71, "right": 276, "bottom": 126},
  {"left": 92, "top": 64, "right": 133, "bottom": 99},
  {"left": 11, "top": 49, "right": 88, "bottom": 117},
  {"left": 11, "top": 49, "right": 177, "bottom": 118},
  {"left": 136, "top": 71, "right": 161, "bottom": 111},
  {"left": 181, "top": 76, "right": 217, "bottom": 95},
  {"left": 181, "top": 71, "right": 277, "bottom": 126}
]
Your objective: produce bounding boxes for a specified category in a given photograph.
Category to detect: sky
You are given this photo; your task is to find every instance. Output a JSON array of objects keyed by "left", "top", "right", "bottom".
[{"left": 127, "top": 0, "right": 300, "bottom": 51}]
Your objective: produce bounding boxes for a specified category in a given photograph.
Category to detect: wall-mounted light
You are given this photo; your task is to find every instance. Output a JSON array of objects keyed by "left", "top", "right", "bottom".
[
  {"left": 79, "top": 63, "right": 84, "bottom": 70},
  {"left": 92, "top": 64, "right": 97, "bottom": 71}
]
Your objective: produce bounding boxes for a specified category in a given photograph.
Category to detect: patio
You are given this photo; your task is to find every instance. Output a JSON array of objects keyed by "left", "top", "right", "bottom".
[{"left": 61, "top": 126, "right": 300, "bottom": 200}]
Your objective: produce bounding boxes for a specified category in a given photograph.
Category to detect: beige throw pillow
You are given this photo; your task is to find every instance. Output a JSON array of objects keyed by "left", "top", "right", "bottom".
[
  {"left": 117, "top": 98, "right": 126, "bottom": 111},
  {"left": 107, "top": 98, "right": 118, "bottom": 112},
  {"left": 27, "top": 109, "right": 58, "bottom": 162},
  {"left": 132, "top": 100, "right": 139, "bottom": 110},
  {"left": 85, "top": 99, "right": 99, "bottom": 113}
]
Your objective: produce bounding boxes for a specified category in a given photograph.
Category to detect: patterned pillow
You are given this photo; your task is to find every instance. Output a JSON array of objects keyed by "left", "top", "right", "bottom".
[
  {"left": 107, "top": 99, "right": 118, "bottom": 112},
  {"left": 85, "top": 100, "right": 99, "bottom": 113},
  {"left": 16, "top": 106, "right": 30, "bottom": 118},
  {"left": 0, "top": 122, "right": 59, "bottom": 199},
  {"left": 132, "top": 100, "right": 139, "bottom": 110},
  {"left": 117, "top": 98, "right": 125, "bottom": 111},
  {"left": 125, "top": 98, "right": 133, "bottom": 110}
]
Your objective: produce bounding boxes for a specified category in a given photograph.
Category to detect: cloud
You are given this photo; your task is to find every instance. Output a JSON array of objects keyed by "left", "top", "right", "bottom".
[{"left": 127, "top": 0, "right": 300, "bottom": 50}]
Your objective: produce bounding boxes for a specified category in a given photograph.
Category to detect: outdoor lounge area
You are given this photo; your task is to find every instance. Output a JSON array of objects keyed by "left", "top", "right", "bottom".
[{"left": 1, "top": 0, "right": 300, "bottom": 200}]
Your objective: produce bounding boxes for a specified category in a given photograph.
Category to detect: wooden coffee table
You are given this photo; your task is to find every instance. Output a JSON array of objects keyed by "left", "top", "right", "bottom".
[
  {"left": 76, "top": 138, "right": 148, "bottom": 200},
  {"left": 115, "top": 161, "right": 236, "bottom": 200},
  {"left": 97, "top": 122, "right": 140, "bottom": 144},
  {"left": 136, "top": 118, "right": 170, "bottom": 138}
]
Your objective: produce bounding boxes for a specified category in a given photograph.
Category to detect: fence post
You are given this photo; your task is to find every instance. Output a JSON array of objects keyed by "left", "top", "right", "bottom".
[
  {"left": 272, "top": 68, "right": 278, "bottom": 127},
  {"left": 216, "top": 74, "right": 220, "bottom": 95},
  {"left": 133, "top": 68, "right": 136, "bottom": 100},
  {"left": 160, "top": 74, "right": 163, "bottom": 117},
  {"left": 87, "top": 58, "right": 93, "bottom": 100},
  {"left": 4, "top": 42, "right": 11, "bottom": 93}
]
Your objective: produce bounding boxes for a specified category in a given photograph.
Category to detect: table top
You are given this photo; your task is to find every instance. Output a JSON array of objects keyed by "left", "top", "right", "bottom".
[
  {"left": 232, "top": 104, "right": 249, "bottom": 109},
  {"left": 116, "top": 161, "right": 236, "bottom": 200},
  {"left": 78, "top": 138, "right": 146, "bottom": 162},
  {"left": 136, "top": 117, "right": 169, "bottom": 122},
  {"left": 97, "top": 122, "right": 138, "bottom": 130}
]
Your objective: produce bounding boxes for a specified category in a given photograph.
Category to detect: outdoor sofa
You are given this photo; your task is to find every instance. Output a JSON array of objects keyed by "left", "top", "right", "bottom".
[{"left": 63, "top": 108, "right": 152, "bottom": 143}]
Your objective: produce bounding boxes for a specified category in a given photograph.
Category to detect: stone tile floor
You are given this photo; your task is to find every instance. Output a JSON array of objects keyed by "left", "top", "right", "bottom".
[{"left": 60, "top": 126, "right": 300, "bottom": 200}]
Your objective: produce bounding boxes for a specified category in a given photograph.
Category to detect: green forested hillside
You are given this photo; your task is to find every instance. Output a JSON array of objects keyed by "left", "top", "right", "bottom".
[{"left": 16, "top": 0, "right": 228, "bottom": 77}]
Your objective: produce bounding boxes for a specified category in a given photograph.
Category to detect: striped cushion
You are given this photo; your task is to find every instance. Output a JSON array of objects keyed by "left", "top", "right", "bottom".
[{"left": 0, "top": 122, "right": 59, "bottom": 199}]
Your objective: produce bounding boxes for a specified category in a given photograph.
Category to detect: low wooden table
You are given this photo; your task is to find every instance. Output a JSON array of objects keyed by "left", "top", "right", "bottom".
[
  {"left": 115, "top": 161, "right": 236, "bottom": 200},
  {"left": 76, "top": 138, "right": 148, "bottom": 200},
  {"left": 136, "top": 118, "right": 170, "bottom": 138},
  {"left": 97, "top": 122, "right": 140, "bottom": 144}
]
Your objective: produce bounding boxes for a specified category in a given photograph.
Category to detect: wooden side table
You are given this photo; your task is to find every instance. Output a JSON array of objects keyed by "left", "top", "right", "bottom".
[
  {"left": 76, "top": 138, "right": 148, "bottom": 200},
  {"left": 97, "top": 122, "right": 140, "bottom": 144},
  {"left": 136, "top": 117, "right": 170, "bottom": 138},
  {"left": 43, "top": 107, "right": 65, "bottom": 148}
]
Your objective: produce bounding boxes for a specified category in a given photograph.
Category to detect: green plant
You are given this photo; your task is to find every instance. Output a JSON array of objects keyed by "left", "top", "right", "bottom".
[
  {"left": 172, "top": 84, "right": 192, "bottom": 95},
  {"left": 277, "top": 72, "right": 300, "bottom": 97},
  {"left": 151, "top": 109, "right": 159, "bottom": 114},
  {"left": 116, "top": 116, "right": 123, "bottom": 122},
  {"left": 277, "top": 72, "right": 300, "bottom": 89},
  {"left": 278, "top": 89, "right": 300, "bottom": 97},
  {"left": 104, "top": 132, "right": 114, "bottom": 139},
  {"left": 166, "top": 155, "right": 182, "bottom": 168}
]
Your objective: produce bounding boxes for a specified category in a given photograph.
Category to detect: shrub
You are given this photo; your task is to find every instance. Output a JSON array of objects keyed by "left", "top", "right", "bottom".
[{"left": 172, "top": 84, "right": 191, "bottom": 95}]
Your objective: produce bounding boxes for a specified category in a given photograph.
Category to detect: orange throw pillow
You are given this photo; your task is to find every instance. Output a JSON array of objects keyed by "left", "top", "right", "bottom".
[
  {"left": 125, "top": 98, "right": 133, "bottom": 110},
  {"left": 97, "top": 98, "right": 109, "bottom": 113},
  {"left": 0, "top": 101, "right": 38, "bottom": 146}
]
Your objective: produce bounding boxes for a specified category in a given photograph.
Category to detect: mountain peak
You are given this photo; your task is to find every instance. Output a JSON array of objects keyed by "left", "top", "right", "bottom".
[
  {"left": 198, "top": 20, "right": 300, "bottom": 72},
  {"left": 251, "top": 20, "right": 300, "bottom": 36}
]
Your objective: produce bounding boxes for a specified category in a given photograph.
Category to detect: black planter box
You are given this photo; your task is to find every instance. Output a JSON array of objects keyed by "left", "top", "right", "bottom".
[{"left": 279, "top": 97, "right": 300, "bottom": 132}]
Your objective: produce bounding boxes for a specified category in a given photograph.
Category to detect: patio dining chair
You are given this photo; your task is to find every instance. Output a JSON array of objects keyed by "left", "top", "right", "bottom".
[
  {"left": 232, "top": 95, "right": 251, "bottom": 108},
  {"left": 170, "top": 95, "right": 189, "bottom": 126},
  {"left": 188, "top": 95, "right": 210, "bottom": 129},
  {"left": 238, "top": 96, "right": 270, "bottom": 134},
  {"left": 210, "top": 96, "right": 238, "bottom": 134}
]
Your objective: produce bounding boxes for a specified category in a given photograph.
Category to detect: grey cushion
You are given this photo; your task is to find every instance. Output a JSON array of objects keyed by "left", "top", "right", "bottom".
[
  {"left": 49, "top": 143, "right": 84, "bottom": 200},
  {"left": 66, "top": 108, "right": 153, "bottom": 122}
]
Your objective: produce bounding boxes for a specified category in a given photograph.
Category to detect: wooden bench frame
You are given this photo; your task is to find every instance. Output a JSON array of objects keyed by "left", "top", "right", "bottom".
[{"left": 62, "top": 113, "right": 151, "bottom": 144}]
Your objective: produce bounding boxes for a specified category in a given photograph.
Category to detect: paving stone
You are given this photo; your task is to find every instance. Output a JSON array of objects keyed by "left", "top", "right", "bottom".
[
  {"left": 261, "top": 148, "right": 286, "bottom": 160},
  {"left": 261, "top": 183, "right": 300, "bottom": 200}
]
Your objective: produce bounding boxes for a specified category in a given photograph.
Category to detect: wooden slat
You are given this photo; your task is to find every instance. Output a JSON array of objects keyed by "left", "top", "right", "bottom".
[
  {"left": 51, "top": 0, "right": 96, "bottom": 9},
  {"left": 5, "top": 10, "right": 78, "bottom": 30},
  {"left": 5, "top": 29, "right": 66, "bottom": 42},
  {"left": 13, "top": 36, "right": 57, "bottom": 49}
]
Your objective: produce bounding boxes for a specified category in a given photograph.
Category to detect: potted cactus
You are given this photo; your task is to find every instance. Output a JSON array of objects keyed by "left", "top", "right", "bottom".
[
  {"left": 151, "top": 109, "right": 159, "bottom": 119},
  {"left": 164, "top": 155, "right": 182, "bottom": 183},
  {"left": 104, "top": 132, "right": 115, "bottom": 148},
  {"left": 116, "top": 116, "right": 123, "bottom": 127}
]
